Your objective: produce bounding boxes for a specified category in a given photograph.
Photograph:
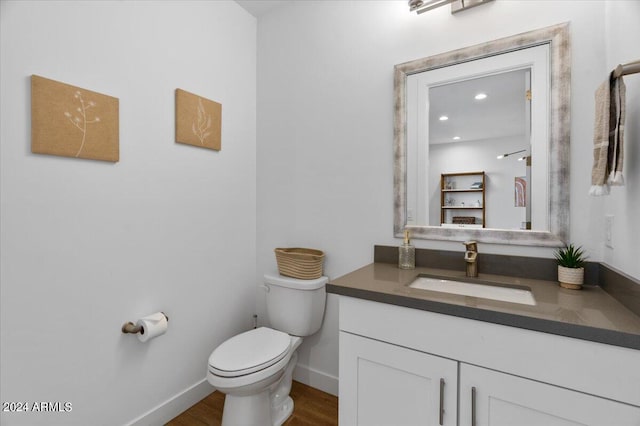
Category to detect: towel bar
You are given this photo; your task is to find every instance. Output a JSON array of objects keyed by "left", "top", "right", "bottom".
[{"left": 614, "top": 60, "right": 640, "bottom": 78}]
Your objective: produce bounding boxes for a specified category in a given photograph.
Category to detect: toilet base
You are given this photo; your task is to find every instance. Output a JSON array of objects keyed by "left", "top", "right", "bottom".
[
  {"left": 272, "top": 396, "right": 293, "bottom": 426},
  {"left": 271, "top": 350, "right": 297, "bottom": 425},
  {"left": 222, "top": 391, "right": 271, "bottom": 426},
  {"left": 219, "top": 375, "right": 295, "bottom": 426}
]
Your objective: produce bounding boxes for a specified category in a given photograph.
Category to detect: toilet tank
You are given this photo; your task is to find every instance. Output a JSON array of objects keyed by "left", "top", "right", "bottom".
[{"left": 263, "top": 273, "right": 328, "bottom": 337}]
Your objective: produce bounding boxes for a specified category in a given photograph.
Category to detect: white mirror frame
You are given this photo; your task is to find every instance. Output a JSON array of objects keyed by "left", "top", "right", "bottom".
[{"left": 394, "top": 23, "right": 571, "bottom": 247}]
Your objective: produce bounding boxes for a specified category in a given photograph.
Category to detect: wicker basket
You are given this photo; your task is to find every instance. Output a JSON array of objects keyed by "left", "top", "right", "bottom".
[{"left": 274, "top": 248, "right": 325, "bottom": 279}]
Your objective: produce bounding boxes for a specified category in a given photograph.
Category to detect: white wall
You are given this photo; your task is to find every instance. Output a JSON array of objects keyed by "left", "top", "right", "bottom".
[
  {"left": 603, "top": 1, "right": 640, "bottom": 278},
  {"left": 256, "top": 0, "right": 637, "bottom": 395},
  {"left": 0, "top": 2, "right": 256, "bottom": 425}
]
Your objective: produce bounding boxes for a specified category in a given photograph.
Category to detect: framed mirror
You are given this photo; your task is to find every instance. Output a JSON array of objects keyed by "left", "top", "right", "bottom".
[{"left": 394, "top": 23, "right": 570, "bottom": 246}]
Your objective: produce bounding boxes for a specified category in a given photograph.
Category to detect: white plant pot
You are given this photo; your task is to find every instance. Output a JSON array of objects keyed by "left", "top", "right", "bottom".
[{"left": 558, "top": 266, "right": 584, "bottom": 290}]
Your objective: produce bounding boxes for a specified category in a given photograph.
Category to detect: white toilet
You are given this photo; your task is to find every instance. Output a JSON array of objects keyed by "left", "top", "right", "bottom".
[{"left": 207, "top": 273, "right": 328, "bottom": 426}]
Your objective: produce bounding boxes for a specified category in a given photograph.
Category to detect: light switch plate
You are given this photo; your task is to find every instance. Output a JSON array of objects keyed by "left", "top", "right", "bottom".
[{"left": 605, "top": 215, "right": 614, "bottom": 249}]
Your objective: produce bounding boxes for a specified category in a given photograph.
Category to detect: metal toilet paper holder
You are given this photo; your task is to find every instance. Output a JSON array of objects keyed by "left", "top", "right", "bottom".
[{"left": 121, "top": 312, "right": 169, "bottom": 335}]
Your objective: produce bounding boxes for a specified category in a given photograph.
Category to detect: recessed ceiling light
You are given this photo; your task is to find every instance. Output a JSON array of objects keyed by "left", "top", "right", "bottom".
[
  {"left": 474, "top": 93, "right": 487, "bottom": 100},
  {"left": 453, "top": 136, "right": 461, "bottom": 140},
  {"left": 439, "top": 115, "right": 449, "bottom": 121}
]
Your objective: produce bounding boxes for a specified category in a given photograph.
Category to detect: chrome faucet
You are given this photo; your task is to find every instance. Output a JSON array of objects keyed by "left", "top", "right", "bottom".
[{"left": 463, "top": 241, "right": 478, "bottom": 278}]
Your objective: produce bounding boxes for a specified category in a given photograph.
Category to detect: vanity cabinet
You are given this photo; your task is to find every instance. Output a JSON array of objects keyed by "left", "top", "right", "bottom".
[
  {"left": 440, "top": 171, "right": 485, "bottom": 228},
  {"left": 338, "top": 296, "right": 640, "bottom": 426},
  {"left": 460, "top": 363, "right": 640, "bottom": 426},
  {"left": 340, "top": 332, "right": 457, "bottom": 426}
]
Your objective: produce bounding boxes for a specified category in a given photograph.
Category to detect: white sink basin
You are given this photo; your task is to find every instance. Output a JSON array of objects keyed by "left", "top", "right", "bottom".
[{"left": 409, "top": 276, "right": 536, "bottom": 306}]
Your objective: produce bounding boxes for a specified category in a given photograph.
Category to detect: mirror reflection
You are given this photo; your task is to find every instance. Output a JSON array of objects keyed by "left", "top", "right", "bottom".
[
  {"left": 408, "top": 69, "right": 536, "bottom": 230},
  {"left": 394, "top": 23, "right": 570, "bottom": 246}
]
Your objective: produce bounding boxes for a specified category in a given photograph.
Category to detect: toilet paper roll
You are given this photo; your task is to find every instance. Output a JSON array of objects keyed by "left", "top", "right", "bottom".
[{"left": 136, "top": 312, "right": 168, "bottom": 342}]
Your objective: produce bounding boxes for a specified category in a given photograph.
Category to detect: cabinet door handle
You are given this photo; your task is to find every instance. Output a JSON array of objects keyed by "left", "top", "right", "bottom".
[
  {"left": 439, "top": 378, "right": 445, "bottom": 425},
  {"left": 471, "top": 386, "right": 477, "bottom": 426}
]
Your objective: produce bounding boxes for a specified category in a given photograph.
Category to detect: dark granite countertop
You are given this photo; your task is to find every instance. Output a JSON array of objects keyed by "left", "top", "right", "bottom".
[{"left": 328, "top": 262, "right": 640, "bottom": 350}]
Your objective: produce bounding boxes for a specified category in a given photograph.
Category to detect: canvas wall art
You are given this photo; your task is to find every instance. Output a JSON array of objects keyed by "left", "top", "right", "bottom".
[
  {"left": 515, "top": 176, "right": 527, "bottom": 207},
  {"left": 175, "top": 89, "right": 222, "bottom": 151},
  {"left": 31, "top": 75, "right": 119, "bottom": 162}
]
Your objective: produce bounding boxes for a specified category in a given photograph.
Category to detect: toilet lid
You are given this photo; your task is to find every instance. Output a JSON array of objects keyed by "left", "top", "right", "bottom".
[{"left": 208, "top": 327, "right": 291, "bottom": 377}]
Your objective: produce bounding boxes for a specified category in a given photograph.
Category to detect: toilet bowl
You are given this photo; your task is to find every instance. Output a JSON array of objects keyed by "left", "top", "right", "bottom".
[
  {"left": 207, "top": 274, "right": 327, "bottom": 426},
  {"left": 208, "top": 327, "right": 302, "bottom": 425}
]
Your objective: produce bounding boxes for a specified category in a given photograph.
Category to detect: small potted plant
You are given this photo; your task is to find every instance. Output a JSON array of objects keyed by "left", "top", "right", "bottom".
[{"left": 554, "top": 244, "right": 587, "bottom": 289}]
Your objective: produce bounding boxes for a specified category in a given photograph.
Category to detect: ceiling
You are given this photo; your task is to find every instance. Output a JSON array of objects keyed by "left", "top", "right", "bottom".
[
  {"left": 236, "top": 0, "right": 292, "bottom": 17},
  {"left": 429, "top": 69, "right": 528, "bottom": 145}
]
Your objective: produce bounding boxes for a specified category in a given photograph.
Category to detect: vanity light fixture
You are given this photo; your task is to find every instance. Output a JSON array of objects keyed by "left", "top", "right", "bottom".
[
  {"left": 453, "top": 136, "right": 461, "bottom": 140},
  {"left": 439, "top": 115, "right": 449, "bottom": 121},
  {"left": 497, "top": 149, "right": 526, "bottom": 159},
  {"left": 408, "top": 0, "right": 456, "bottom": 14},
  {"left": 474, "top": 93, "right": 488, "bottom": 100},
  {"left": 409, "top": 0, "right": 493, "bottom": 15}
]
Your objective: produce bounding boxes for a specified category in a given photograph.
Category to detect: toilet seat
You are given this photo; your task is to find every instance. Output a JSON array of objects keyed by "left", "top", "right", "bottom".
[{"left": 209, "top": 327, "right": 291, "bottom": 378}]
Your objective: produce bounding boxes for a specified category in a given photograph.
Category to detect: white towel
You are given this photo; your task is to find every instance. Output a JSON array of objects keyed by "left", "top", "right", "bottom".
[{"left": 589, "top": 73, "right": 626, "bottom": 196}]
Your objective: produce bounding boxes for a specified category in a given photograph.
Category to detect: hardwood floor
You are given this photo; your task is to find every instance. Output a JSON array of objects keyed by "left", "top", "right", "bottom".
[{"left": 165, "top": 381, "right": 338, "bottom": 426}]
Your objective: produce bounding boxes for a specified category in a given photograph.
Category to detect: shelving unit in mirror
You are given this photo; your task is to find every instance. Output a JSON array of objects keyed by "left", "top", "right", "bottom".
[{"left": 441, "top": 171, "right": 485, "bottom": 228}]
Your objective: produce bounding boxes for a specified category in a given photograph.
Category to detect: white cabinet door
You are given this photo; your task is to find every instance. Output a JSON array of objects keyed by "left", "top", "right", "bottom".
[
  {"left": 339, "top": 331, "right": 458, "bottom": 426},
  {"left": 459, "top": 363, "right": 640, "bottom": 426}
]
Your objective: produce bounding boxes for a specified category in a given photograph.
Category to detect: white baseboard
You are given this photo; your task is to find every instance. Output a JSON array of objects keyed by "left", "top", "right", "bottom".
[
  {"left": 293, "top": 363, "right": 339, "bottom": 397},
  {"left": 126, "top": 367, "right": 336, "bottom": 425},
  {"left": 126, "top": 378, "right": 214, "bottom": 426}
]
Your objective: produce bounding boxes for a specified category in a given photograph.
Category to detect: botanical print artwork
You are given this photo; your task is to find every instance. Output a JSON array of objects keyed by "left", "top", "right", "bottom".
[
  {"left": 193, "top": 98, "right": 212, "bottom": 145},
  {"left": 64, "top": 91, "right": 101, "bottom": 157},
  {"left": 515, "top": 176, "right": 527, "bottom": 207},
  {"left": 175, "top": 88, "right": 221, "bottom": 151},
  {"left": 31, "top": 75, "right": 119, "bottom": 162}
]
